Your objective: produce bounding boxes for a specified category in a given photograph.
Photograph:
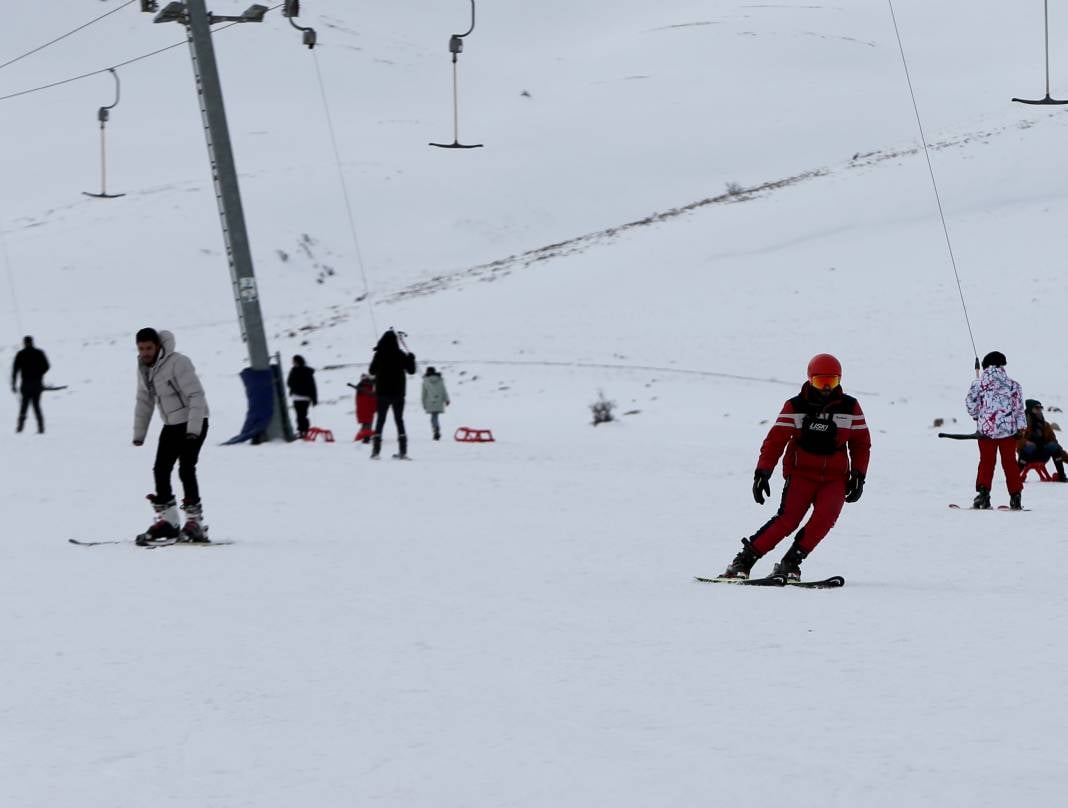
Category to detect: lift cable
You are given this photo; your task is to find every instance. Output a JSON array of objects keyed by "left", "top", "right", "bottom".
[
  {"left": 0, "top": 0, "right": 140, "bottom": 73},
  {"left": 310, "top": 49, "right": 378, "bottom": 339},
  {"left": 0, "top": 5, "right": 285, "bottom": 105},
  {"left": 887, "top": 0, "right": 979, "bottom": 368}
]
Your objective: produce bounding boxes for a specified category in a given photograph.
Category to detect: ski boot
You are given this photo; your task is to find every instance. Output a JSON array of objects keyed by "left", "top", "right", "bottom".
[
  {"left": 1009, "top": 491, "right": 1023, "bottom": 511},
  {"left": 772, "top": 541, "right": 808, "bottom": 582},
  {"left": 433, "top": 429, "right": 441, "bottom": 441},
  {"left": 972, "top": 485, "right": 992, "bottom": 510},
  {"left": 371, "top": 435, "right": 382, "bottom": 459},
  {"left": 392, "top": 435, "right": 409, "bottom": 460},
  {"left": 136, "top": 495, "right": 181, "bottom": 546},
  {"left": 720, "top": 538, "right": 762, "bottom": 579},
  {"left": 178, "top": 499, "right": 210, "bottom": 543},
  {"left": 1055, "top": 458, "right": 1067, "bottom": 483}
]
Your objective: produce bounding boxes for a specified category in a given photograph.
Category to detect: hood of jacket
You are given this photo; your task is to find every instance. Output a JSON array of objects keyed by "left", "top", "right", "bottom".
[{"left": 140, "top": 330, "right": 176, "bottom": 370}]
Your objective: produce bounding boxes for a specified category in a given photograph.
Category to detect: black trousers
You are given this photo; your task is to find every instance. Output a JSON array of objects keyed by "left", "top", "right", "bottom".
[
  {"left": 154, "top": 421, "right": 209, "bottom": 504},
  {"left": 373, "top": 395, "right": 406, "bottom": 439},
  {"left": 17, "top": 388, "right": 43, "bottom": 432},
  {"left": 293, "top": 400, "right": 311, "bottom": 435}
]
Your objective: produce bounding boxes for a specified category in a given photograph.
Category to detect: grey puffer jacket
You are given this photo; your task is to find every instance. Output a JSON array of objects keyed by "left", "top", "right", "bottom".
[
  {"left": 421, "top": 373, "right": 449, "bottom": 413},
  {"left": 134, "top": 330, "right": 209, "bottom": 442}
]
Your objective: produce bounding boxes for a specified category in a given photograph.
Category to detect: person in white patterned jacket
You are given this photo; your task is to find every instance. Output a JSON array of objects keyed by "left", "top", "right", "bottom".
[{"left": 965, "top": 351, "right": 1027, "bottom": 510}]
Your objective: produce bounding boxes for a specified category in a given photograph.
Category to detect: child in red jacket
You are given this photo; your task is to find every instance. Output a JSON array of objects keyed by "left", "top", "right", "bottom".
[{"left": 352, "top": 374, "right": 376, "bottom": 443}]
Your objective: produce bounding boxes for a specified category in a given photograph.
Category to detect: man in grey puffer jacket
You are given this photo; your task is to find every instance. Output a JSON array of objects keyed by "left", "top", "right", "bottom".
[{"left": 133, "top": 327, "right": 210, "bottom": 544}]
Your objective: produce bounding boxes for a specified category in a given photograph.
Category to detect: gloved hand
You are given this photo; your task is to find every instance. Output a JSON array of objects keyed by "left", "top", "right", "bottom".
[
  {"left": 752, "top": 469, "right": 772, "bottom": 504},
  {"left": 132, "top": 439, "right": 144, "bottom": 447},
  {"left": 845, "top": 470, "right": 865, "bottom": 503},
  {"left": 185, "top": 432, "right": 199, "bottom": 441}
]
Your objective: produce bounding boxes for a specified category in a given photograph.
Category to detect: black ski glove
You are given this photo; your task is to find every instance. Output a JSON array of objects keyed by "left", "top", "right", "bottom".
[
  {"left": 752, "top": 469, "right": 772, "bottom": 505},
  {"left": 845, "top": 470, "right": 865, "bottom": 503}
]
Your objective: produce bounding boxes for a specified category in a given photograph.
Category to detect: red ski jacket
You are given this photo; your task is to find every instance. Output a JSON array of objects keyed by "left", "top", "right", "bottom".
[
  {"left": 355, "top": 381, "right": 377, "bottom": 423},
  {"left": 757, "top": 383, "right": 871, "bottom": 481}
]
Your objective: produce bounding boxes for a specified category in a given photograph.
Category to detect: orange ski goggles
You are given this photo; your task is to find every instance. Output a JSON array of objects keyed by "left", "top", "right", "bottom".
[{"left": 810, "top": 374, "right": 841, "bottom": 390}]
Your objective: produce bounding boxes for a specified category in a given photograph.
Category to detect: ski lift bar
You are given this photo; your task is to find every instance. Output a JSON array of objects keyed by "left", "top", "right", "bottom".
[
  {"left": 1013, "top": 1, "right": 1068, "bottom": 104},
  {"left": 430, "top": 0, "right": 483, "bottom": 149},
  {"left": 282, "top": 0, "right": 318, "bottom": 49},
  {"left": 83, "top": 68, "right": 125, "bottom": 199}
]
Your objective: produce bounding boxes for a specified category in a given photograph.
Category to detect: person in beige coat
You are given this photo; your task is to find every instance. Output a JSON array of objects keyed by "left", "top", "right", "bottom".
[{"left": 133, "top": 327, "right": 210, "bottom": 544}]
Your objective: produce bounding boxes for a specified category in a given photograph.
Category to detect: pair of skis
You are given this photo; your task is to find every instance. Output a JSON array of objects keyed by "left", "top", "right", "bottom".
[
  {"left": 947, "top": 504, "right": 1031, "bottom": 512},
  {"left": 69, "top": 538, "right": 233, "bottom": 548},
  {"left": 695, "top": 574, "right": 845, "bottom": 589}
]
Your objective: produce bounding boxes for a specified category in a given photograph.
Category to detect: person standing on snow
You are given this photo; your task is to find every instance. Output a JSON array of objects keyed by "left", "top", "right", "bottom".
[
  {"left": 719, "top": 353, "right": 871, "bottom": 581},
  {"left": 352, "top": 373, "right": 376, "bottom": 443},
  {"left": 287, "top": 354, "right": 318, "bottom": 439},
  {"left": 1018, "top": 399, "right": 1068, "bottom": 482},
  {"left": 368, "top": 329, "right": 416, "bottom": 459},
  {"left": 966, "top": 351, "right": 1026, "bottom": 509},
  {"left": 133, "top": 328, "right": 211, "bottom": 544},
  {"left": 11, "top": 335, "right": 50, "bottom": 434},
  {"left": 421, "top": 366, "right": 450, "bottom": 441}
]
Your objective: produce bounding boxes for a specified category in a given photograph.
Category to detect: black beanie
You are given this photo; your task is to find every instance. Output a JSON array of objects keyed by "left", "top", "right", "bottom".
[
  {"left": 1025, "top": 399, "right": 1042, "bottom": 410},
  {"left": 135, "top": 327, "right": 161, "bottom": 345},
  {"left": 981, "top": 351, "right": 1007, "bottom": 369}
]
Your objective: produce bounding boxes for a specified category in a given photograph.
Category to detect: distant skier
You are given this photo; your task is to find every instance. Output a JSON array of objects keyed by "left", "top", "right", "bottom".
[
  {"left": 132, "top": 328, "right": 211, "bottom": 544},
  {"left": 421, "top": 366, "right": 450, "bottom": 440},
  {"left": 1018, "top": 399, "right": 1067, "bottom": 482},
  {"left": 719, "top": 353, "right": 871, "bottom": 581},
  {"left": 966, "top": 351, "right": 1026, "bottom": 509},
  {"left": 11, "top": 335, "right": 50, "bottom": 434},
  {"left": 287, "top": 354, "right": 318, "bottom": 439},
  {"left": 368, "top": 329, "right": 416, "bottom": 459},
  {"left": 352, "top": 374, "right": 376, "bottom": 443}
]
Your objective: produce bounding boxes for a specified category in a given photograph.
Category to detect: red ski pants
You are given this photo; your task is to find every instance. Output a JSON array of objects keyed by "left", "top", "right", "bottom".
[
  {"left": 976, "top": 436, "right": 1022, "bottom": 495},
  {"left": 750, "top": 474, "right": 847, "bottom": 556}
]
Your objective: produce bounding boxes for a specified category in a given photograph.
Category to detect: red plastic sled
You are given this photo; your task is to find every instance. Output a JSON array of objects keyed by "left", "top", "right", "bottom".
[
  {"left": 1020, "top": 461, "right": 1054, "bottom": 483},
  {"left": 303, "top": 427, "right": 335, "bottom": 443},
  {"left": 454, "top": 426, "right": 495, "bottom": 443}
]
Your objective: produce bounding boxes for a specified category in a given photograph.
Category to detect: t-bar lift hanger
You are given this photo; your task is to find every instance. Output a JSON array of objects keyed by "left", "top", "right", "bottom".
[
  {"left": 1013, "top": 0, "right": 1068, "bottom": 104},
  {"left": 430, "top": 0, "right": 483, "bottom": 149},
  {"left": 83, "top": 68, "right": 126, "bottom": 199},
  {"left": 282, "top": 0, "right": 317, "bottom": 48}
]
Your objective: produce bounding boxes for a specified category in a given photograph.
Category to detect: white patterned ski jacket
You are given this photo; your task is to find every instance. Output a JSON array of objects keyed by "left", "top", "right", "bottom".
[{"left": 965, "top": 367, "right": 1025, "bottom": 439}]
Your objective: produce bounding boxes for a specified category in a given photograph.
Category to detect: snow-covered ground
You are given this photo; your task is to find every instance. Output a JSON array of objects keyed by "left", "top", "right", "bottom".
[{"left": 2, "top": 2, "right": 1067, "bottom": 806}]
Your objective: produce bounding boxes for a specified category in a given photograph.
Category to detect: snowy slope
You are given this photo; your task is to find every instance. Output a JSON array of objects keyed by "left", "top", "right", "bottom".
[{"left": 2, "top": 2, "right": 1068, "bottom": 806}]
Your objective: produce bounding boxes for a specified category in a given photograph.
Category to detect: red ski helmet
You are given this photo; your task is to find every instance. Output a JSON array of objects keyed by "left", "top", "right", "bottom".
[
  {"left": 807, "top": 353, "right": 842, "bottom": 390},
  {"left": 807, "top": 353, "right": 842, "bottom": 377}
]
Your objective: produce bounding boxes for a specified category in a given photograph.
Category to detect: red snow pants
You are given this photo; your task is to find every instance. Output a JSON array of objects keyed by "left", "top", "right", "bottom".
[
  {"left": 749, "top": 474, "right": 847, "bottom": 556},
  {"left": 976, "top": 436, "right": 1022, "bottom": 495}
]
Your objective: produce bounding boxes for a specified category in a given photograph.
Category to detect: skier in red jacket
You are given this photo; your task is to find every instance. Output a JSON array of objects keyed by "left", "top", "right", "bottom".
[{"left": 720, "top": 354, "right": 871, "bottom": 581}]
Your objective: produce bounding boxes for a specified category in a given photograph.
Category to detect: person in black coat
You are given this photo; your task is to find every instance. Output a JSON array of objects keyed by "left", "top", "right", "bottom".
[
  {"left": 286, "top": 355, "right": 318, "bottom": 438},
  {"left": 11, "top": 335, "right": 50, "bottom": 434},
  {"left": 368, "top": 329, "right": 416, "bottom": 458}
]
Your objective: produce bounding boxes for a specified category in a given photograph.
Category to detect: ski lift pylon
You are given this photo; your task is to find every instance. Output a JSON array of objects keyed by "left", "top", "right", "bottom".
[
  {"left": 430, "top": 0, "right": 483, "bottom": 149},
  {"left": 1013, "top": 0, "right": 1068, "bottom": 104},
  {"left": 83, "top": 68, "right": 126, "bottom": 199}
]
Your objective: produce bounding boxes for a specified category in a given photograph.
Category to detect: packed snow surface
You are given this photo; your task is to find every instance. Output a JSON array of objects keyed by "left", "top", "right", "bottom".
[{"left": 2, "top": 2, "right": 1066, "bottom": 806}]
